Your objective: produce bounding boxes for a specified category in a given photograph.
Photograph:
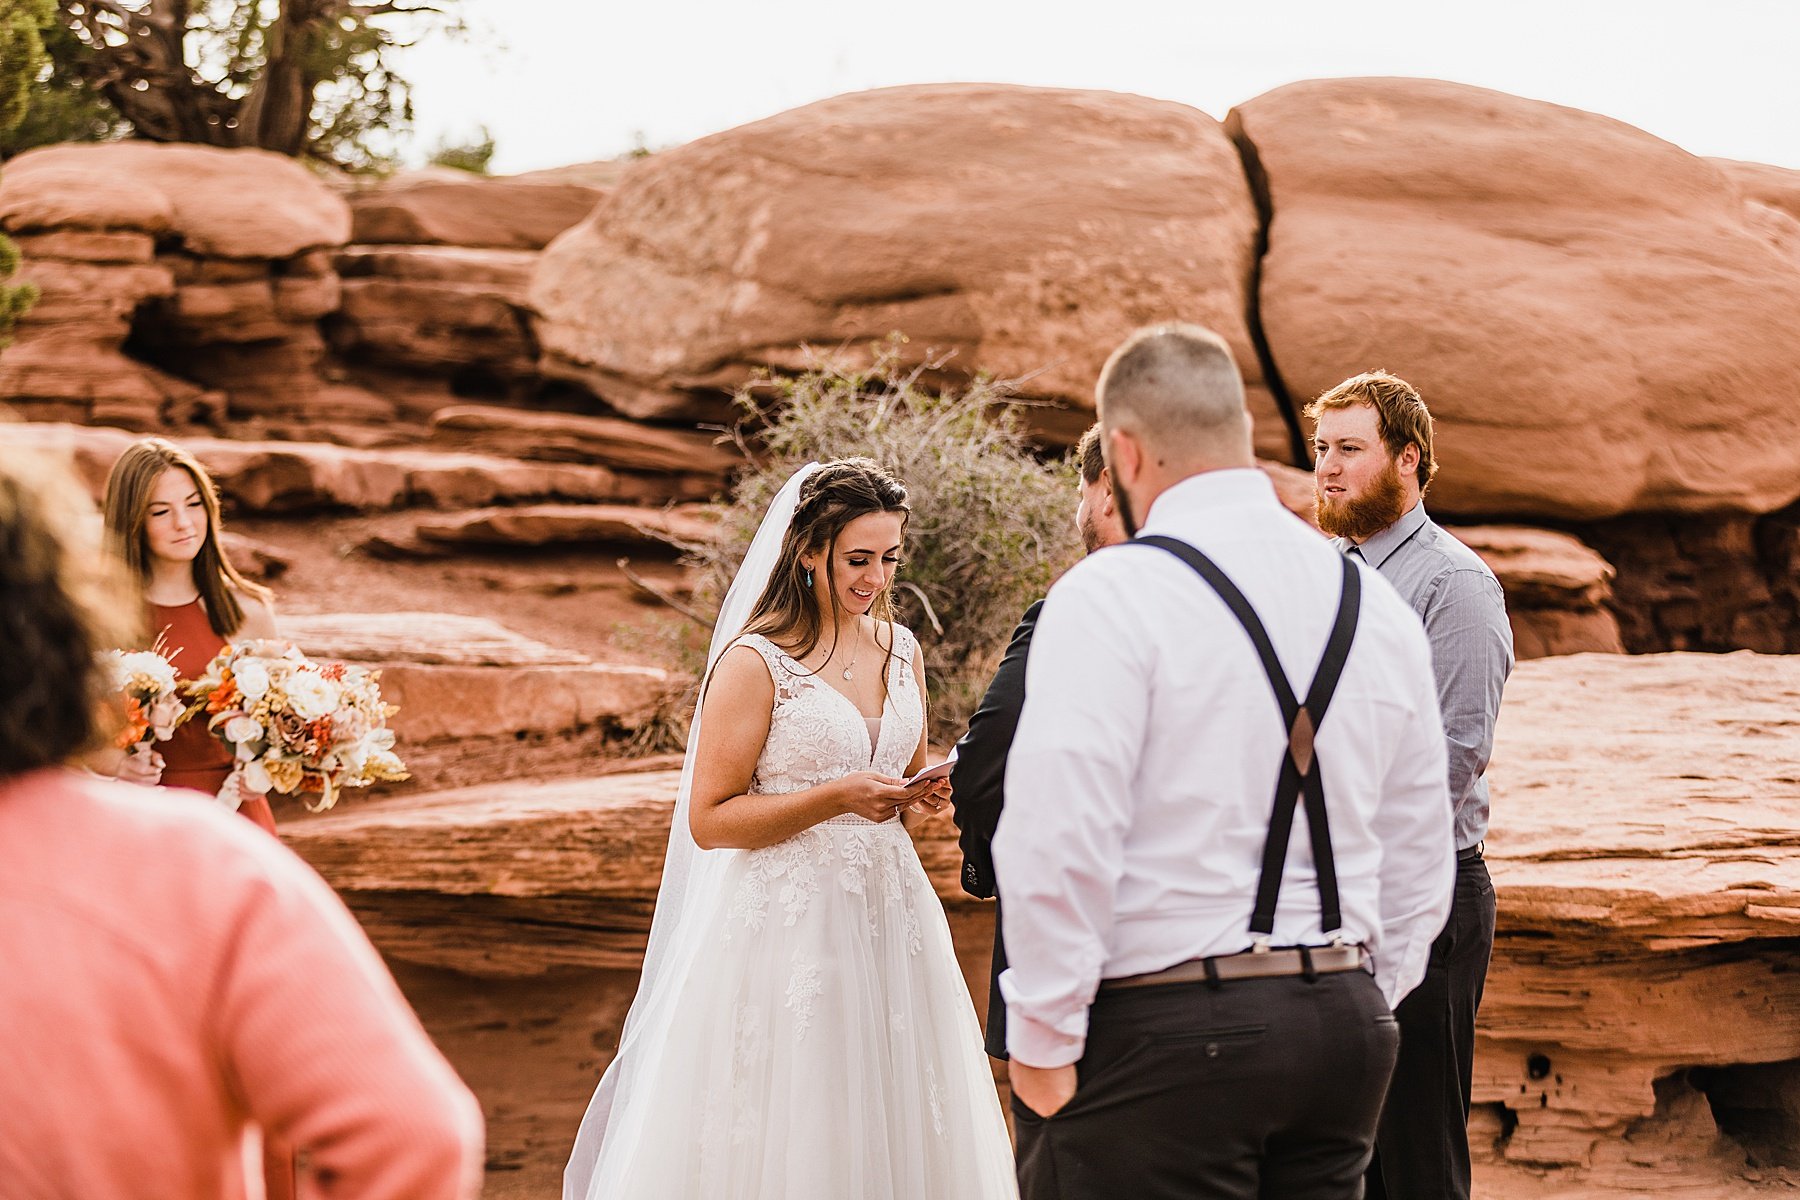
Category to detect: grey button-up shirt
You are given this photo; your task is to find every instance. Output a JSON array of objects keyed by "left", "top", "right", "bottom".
[{"left": 1334, "top": 502, "right": 1513, "bottom": 849}]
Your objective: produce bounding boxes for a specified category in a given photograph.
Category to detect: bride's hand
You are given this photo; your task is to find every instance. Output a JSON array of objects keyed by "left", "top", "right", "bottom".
[
  {"left": 905, "top": 778, "right": 953, "bottom": 815},
  {"left": 831, "top": 772, "right": 915, "bottom": 822}
]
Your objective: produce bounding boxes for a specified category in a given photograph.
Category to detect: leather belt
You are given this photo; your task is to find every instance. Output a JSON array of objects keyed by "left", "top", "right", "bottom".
[
  {"left": 1458, "top": 842, "right": 1485, "bottom": 863},
  {"left": 1099, "top": 944, "right": 1368, "bottom": 992}
]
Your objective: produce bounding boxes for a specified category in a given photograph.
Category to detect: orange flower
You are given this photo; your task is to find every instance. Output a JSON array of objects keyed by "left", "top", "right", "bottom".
[
  {"left": 206, "top": 673, "right": 239, "bottom": 715},
  {"left": 113, "top": 696, "right": 149, "bottom": 749},
  {"left": 320, "top": 662, "right": 346, "bottom": 682}
]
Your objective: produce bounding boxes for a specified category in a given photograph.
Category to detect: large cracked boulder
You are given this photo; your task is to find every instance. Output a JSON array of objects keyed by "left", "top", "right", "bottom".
[
  {"left": 1231, "top": 78, "right": 1800, "bottom": 519},
  {"left": 531, "top": 83, "right": 1292, "bottom": 456}
]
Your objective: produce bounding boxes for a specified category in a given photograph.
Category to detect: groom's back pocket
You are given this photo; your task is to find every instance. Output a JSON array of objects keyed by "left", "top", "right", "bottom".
[{"left": 1148, "top": 1022, "right": 1268, "bottom": 1064}]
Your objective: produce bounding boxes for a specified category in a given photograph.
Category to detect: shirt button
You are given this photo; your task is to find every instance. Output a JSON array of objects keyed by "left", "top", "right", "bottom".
[{"left": 1205, "top": 1042, "right": 1221, "bottom": 1058}]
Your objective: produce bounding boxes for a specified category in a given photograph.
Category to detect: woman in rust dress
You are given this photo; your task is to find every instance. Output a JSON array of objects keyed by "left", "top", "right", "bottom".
[
  {"left": 102, "top": 438, "right": 282, "bottom": 826},
  {"left": 102, "top": 438, "right": 296, "bottom": 1199}
]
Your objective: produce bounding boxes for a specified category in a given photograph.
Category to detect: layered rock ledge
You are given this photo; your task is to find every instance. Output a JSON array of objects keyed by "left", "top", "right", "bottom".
[
  {"left": 287, "top": 650, "right": 1800, "bottom": 1189},
  {"left": 1476, "top": 651, "right": 1800, "bottom": 1177}
]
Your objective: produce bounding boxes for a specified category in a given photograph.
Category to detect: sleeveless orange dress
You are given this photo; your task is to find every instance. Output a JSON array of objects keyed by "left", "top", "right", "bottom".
[
  {"left": 148, "top": 599, "right": 280, "bottom": 837},
  {"left": 149, "top": 598, "right": 297, "bottom": 1198}
]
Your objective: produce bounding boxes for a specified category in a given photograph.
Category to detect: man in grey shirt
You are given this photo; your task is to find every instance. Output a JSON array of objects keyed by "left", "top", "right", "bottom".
[{"left": 1309, "top": 371, "right": 1513, "bottom": 1200}]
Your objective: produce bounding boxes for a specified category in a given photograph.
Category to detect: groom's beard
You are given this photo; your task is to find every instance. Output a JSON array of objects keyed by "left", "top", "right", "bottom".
[
  {"left": 1316, "top": 457, "right": 1407, "bottom": 543},
  {"left": 1079, "top": 505, "right": 1108, "bottom": 555}
]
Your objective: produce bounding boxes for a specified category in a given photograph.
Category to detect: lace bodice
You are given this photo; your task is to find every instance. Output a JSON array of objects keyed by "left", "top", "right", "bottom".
[{"left": 730, "top": 627, "right": 924, "bottom": 801}]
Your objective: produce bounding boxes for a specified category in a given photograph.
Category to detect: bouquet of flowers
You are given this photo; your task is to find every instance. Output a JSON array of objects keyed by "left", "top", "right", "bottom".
[
  {"left": 184, "top": 640, "right": 409, "bottom": 812},
  {"left": 103, "top": 646, "right": 186, "bottom": 751}
]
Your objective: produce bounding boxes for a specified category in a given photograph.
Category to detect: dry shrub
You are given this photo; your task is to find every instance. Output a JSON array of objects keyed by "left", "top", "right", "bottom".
[{"left": 652, "top": 341, "right": 1082, "bottom": 748}]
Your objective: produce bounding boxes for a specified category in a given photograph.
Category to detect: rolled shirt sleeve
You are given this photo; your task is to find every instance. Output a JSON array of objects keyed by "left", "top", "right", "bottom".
[{"left": 993, "top": 566, "right": 1147, "bottom": 1068}]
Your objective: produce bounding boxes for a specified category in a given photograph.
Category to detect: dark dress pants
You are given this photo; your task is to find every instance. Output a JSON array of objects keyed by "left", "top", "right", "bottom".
[
  {"left": 1014, "top": 968, "right": 1400, "bottom": 1200},
  {"left": 1366, "top": 856, "right": 1497, "bottom": 1200},
  {"left": 984, "top": 894, "right": 1008, "bottom": 1060}
]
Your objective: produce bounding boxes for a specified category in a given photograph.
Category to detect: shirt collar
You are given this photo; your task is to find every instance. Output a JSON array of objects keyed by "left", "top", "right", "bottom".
[
  {"left": 1139, "top": 468, "right": 1279, "bottom": 533},
  {"left": 1355, "top": 500, "right": 1431, "bottom": 569}
]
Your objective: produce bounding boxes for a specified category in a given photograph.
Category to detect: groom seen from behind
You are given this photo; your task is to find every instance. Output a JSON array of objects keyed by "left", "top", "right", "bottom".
[
  {"left": 950, "top": 423, "right": 1128, "bottom": 1060},
  {"left": 995, "top": 324, "right": 1456, "bottom": 1200}
]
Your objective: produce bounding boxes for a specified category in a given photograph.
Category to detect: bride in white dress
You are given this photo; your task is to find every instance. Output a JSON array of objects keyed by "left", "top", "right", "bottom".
[{"left": 565, "top": 459, "right": 1018, "bottom": 1200}]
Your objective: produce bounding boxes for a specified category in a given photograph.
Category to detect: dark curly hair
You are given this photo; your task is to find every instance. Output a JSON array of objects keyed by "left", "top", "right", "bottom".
[{"left": 0, "top": 450, "right": 139, "bottom": 780}]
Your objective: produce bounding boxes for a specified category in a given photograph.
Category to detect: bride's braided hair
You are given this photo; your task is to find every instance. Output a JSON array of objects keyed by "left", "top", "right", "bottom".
[{"left": 740, "top": 458, "right": 910, "bottom": 685}]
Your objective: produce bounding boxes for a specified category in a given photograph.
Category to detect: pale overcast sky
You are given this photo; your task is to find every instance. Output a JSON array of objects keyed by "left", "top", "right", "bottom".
[{"left": 396, "top": 0, "right": 1800, "bottom": 175}]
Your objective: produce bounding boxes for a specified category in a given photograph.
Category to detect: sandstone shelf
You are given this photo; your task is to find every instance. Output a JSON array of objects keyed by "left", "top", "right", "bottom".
[{"left": 287, "top": 651, "right": 1800, "bottom": 1186}]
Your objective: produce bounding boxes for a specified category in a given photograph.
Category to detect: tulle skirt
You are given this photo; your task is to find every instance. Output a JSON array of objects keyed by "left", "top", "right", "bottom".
[{"left": 583, "top": 815, "right": 1018, "bottom": 1200}]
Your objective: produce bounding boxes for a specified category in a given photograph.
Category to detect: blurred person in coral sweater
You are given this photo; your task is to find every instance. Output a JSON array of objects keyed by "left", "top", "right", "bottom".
[{"left": 0, "top": 447, "right": 484, "bottom": 1200}]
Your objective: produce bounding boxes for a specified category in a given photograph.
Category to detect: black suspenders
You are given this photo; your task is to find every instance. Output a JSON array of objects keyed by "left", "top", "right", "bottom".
[{"left": 1135, "top": 536, "right": 1363, "bottom": 945}]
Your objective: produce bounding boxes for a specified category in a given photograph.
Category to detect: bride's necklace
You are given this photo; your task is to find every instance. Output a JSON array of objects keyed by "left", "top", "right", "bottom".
[{"left": 839, "top": 637, "right": 860, "bottom": 682}]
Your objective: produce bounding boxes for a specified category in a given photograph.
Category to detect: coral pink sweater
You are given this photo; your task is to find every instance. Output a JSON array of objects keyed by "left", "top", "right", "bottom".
[{"left": 0, "top": 770, "right": 483, "bottom": 1199}]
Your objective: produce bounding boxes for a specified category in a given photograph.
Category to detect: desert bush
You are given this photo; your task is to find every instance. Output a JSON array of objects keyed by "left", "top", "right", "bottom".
[
  {"left": 654, "top": 340, "right": 1081, "bottom": 746},
  {"left": 428, "top": 125, "right": 496, "bottom": 174}
]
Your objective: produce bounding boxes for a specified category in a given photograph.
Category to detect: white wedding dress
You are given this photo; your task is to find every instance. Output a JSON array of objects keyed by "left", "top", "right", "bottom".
[{"left": 574, "top": 625, "right": 1019, "bottom": 1199}]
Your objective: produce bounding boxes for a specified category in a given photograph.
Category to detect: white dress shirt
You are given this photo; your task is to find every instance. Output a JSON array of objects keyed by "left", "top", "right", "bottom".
[{"left": 993, "top": 468, "right": 1455, "bottom": 1068}]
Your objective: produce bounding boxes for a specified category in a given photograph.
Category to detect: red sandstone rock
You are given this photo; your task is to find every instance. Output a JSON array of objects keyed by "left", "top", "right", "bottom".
[
  {"left": 1479, "top": 651, "right": 1800, "bottom": 1172},
  {"left": 1231, "top": 78, "right": 1800, "bottom": 518},
  {"left": 1712, "top": 156, "right": 1800, "bottom": 225},
  {"left": 6, "top": 230, "right": 155, "bottom": 264},
  {"left": 327, "top": 246, "right": 539, "bottom": 382},
  {"left": 411, "top": 503, "right": 721, "bottom": 551},
  {"left": 1260, "top": 459, "right": 1318, "bottom": 526},
  {"left": 289, "top": 651, "right": 1800, "bottom": 1195},
  {"left": 0, "top": 145, "right": 351, "bottom": 421},
  {"left": 428, "top": 404, "right": 738, "bottom": 480},
  {"left": 530, "top": 84, "right": 1290, "bottom": 456},
  {"left": 1451, "top": 525, "right": 1626, "bottom": 657},
  {"left": 217, "top": 531, "right": 291, "bottom": 582},
  {"left": 1, "top": 143, "right": 350, "bottom": 258},
  {"left": 2, "top": 422, "right": 682, "bottom": 512},
  {"left": 349, "top": 175, "right": 602, "bottom": 250},
  {"left": 284, "top": 611, "right": 670, "bottom": 747}
]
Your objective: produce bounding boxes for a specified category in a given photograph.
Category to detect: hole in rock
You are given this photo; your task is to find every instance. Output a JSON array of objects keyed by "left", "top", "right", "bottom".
[
  {"left": 448, "top": 364, "right": 511, "bottom": 400},
  {"left": 1691, "top": 1059, "right": 1800, "bottom": 1168},
  {"left": 1527, "top": 1053, "right": 1552, "bottom": 1080}
]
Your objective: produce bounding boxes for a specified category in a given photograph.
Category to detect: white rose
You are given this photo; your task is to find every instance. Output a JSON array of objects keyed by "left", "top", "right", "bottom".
[
  {"left": 240, "top": 759, "right": 273, "bottom": 795},
  {"left": 332, "top": 707, "right": 371, "bottom": 743},
  {"left": 284, "top": 672, "right": 335, "bottom": 721},
  {"left": 234, "top": 660, "right": 271, "bottom": 701},
  {"left": 223, "top": 715, "right": 264, "bottom": 746}
]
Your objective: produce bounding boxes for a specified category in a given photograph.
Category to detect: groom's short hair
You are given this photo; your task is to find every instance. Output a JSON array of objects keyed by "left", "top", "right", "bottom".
[
  {"left": 1076, "top": 424, "right": 1106, "bottom": 485},
  {"left": 1096, "top": 324, "right": 1250, "bottom": 466}
]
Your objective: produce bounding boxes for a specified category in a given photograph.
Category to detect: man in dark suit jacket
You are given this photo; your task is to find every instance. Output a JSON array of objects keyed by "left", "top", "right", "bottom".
[{"left": 951, "top": 423, "right": 1128, "bottom": 1058}]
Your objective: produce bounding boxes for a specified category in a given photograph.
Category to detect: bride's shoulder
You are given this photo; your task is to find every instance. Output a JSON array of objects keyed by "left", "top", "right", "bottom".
[{"left": 871, "top": 617, "right": 918, "bottom": 657}]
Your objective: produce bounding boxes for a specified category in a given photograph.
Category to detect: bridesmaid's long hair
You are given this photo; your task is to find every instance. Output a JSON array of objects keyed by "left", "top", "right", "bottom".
[
  {"left": 739, "top": 458, "right": 910, "bottom": 683},
  {"left": 102, "top": 438, "right": 271, "bottom": 639}
]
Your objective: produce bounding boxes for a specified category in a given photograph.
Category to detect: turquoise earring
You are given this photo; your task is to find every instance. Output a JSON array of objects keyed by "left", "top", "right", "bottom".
[{"left": 804, "top": 567, "right": 814, "bottom": 588}]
